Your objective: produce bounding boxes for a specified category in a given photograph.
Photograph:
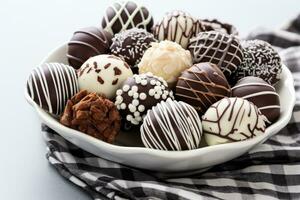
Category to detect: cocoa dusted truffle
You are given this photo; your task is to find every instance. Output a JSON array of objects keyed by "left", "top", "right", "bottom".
[
  {"left": 188, "top": 31, "right": 243, "bottom": 79},
  {"left": 232, "top": 76, "right": 280, "bottom": 123},
  {"left": 115, "top": 73, "right": 174, "bottom": 126},
  {"left": 101, "top": 1, "right": 153, "bottom": 35},
  {"left": 201, "top": 19, "right": 238, "bottom": 35},
  {"left": 60, "top": 90, "right": 121, "bottom": 143},
  {"left": 175, "top": 62, "right": 231, "bottom": 115},
  {"left": 234, "top": 40, "right": 282, "bottom": 85},
  {"left": 67, "top": 26, "right": 112, "bottom": 69},
  {"left": 110, "top": 28, "right": 156, "bottom": 72},
  {"left": 141, "top": 98, "right": 203, "bottom": 151}
]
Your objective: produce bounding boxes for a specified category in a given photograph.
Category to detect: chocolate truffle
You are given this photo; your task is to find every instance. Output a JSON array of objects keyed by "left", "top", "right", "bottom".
[
  {"left": 188, "top": 31, "right": 243, "bottom": 79},
  {"left": 141, "top": 98, "right": 202, "bottom": 151},
  {"left": 232, "top": 76, "right": 280, "bottom": 123},
  {"left": 26, "top": 63, "right": 79, "bottom": 115},
  {"left": 67, "top": 26, "right": 112, "bottom": 69},
  {"left": 234, "top": 40, "right": 282, "bottom": 85},
  {"left": 152, "top": 10, "right": 204, "bottom": 49},
  {"left": 110, "top": 28, "right": 156, "bottom": 72},
  {"left": 138, "top": 41, "right": 192, "bottom": 87},
  {"left": 101, "top": 1, "right": 153, "bottom": 35},
  {"left": 78, "top": 54, "right": 133, "bottom": 99},
  {"left": 202, "top": 97, "right": 267, "bottom": 146},
  {"left": 176, "top": 62, "right": 231, "bottom": 114},
  {"left": 115, "top": 73, "right": 174, "bottom": 126},
  {"left": 201, "top": 19, "right": 238, "bottom": 35},
  {"left": 60, "top": 90, "right": 120, "bottom": 143}
]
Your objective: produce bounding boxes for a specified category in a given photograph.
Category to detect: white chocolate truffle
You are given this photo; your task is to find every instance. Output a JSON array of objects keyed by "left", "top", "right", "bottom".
[
  {"left": 138, "top": 41, "right": 192, "bottom": 86},
  {"left": 202, "top": 97, "right": 267, "bottom": 146},
  {"left": 78, "top": 55, "right": 133, "bottom": 99}
]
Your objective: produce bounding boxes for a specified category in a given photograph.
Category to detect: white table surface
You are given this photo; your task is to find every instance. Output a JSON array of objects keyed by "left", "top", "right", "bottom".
[{"left": 1, "top": 0, "right": 299, "bottom": 199}]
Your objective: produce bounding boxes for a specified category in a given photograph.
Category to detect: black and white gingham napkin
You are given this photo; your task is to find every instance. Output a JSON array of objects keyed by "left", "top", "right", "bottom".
[{"left": 44, "top": 15, "right": 300, "bottom": 200}]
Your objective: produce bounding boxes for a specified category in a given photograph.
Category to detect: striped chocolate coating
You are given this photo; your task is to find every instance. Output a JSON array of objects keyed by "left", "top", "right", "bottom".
[
  {"left": 232, "top": 76, "right": 280, "bottom": 123},
  {"left": 26, "top": 63, "right": 79, "bottom": 115}
]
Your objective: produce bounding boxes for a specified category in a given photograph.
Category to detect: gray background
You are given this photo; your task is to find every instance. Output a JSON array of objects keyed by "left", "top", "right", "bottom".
[{"left": 1, "top": 0, "right": 299, "bottom": 199}]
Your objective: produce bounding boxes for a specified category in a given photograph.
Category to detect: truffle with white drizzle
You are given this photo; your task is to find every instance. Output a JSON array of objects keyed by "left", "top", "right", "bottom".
[
  {"left": 232, "top": 76, "right": 280, "bottom": 123},
  {"left": 141, "top": 98, "right": 203, "bottom": 151},
  {"left": 26, "top": 63, "right": 79, "bottom": 115},
  {"left": 202, "top": 97, "right": 267, "bottom": 146},
  {"left": 101, "top": 1, "right": 153, "bottom": 35},
  {"left": 115, "top": 73, "right": 174, "bottom": 126}
]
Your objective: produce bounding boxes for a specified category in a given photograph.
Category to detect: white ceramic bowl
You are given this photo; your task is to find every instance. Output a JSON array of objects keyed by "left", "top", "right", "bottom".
[{"left": 25, "top": 44, "right": 296, "bottom": 172}]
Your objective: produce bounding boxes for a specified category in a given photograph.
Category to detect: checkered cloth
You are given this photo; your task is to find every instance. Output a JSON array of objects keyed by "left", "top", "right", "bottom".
[{"left": 44, "top": 15, "right": 300, "bottom": 200}]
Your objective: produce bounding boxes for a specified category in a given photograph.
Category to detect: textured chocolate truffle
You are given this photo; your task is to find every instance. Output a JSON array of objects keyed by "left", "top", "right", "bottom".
[
  {"left": 101, "top": 1, "right": 153, "bottom": 35},
  {"left": 110, "top": 28, "right": 156, "bottom": 72},
  {"left": 201, "top": 19, "right": 238, "bottom": 35},
  {"left": 78, "top": 54, "right": 133, "bottom": 99},
  {"left": 141, "top": 98, "right": 202, "bottom": 151},
  {"left": 188, "top": 31, "right": 243, "bottom": 78},
  {"left": 67, "top": 26, "right": 112, "bottom": 69},
  {"left": 234, "top": 40, "right": 282, "bottom": 85},
  {"left": 232, "top": 76, "right": 280, "bottom": 123},
  {"left": 202, "top": 97, "right": 267, "bottom": 146},
  {"left": 152, "top": 10, "right": 204, "bottom": 49},
  {"left": 175, "top": 62, "right": 231, "bottom": 114},
  {"left": 27, "top": 63, "right": 79, "bottom": 115},
  {"left": 115, "top": 73, "right": 174, "bottom": 126}
]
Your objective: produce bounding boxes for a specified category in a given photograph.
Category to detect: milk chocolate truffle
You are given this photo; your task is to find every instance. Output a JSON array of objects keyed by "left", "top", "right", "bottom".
[
  {"left": 176, "top": 63, "right": 231, "bottom": 114},
  {"left": 78, "top": 55, "right": 133, "bottom": 99},
  {"left": 141, "top": 98, "right": 202, "bottom": 151},
  {"left": 101, "top": 1, "right": 153, "bottom": 35},
  {"left": 202, "top": 97, "right": 267, "bottom": 146},
  {"left": 188, "top": 31, "right": 243, "bottom": 78},
  {"left": 201, "top": 19, "right": 238, "bottom": 35},
  {"left": 138, "top": 41, "right": 192, "bottom": 86},
  {"left": 234, "top": 40, "right": 282, "bottom": 85},
  {"left": 26, "top": 63, "right": 79, "bottom": 115},
  {"left": 152, "top": 10, "right": 204, "bottom": 49},
  {"left": 115, "top": 73, "right": 174, "bottom": 126},
  {"left": 67, "top": 27, "right": 112, "bottom": 69},
  {"left": 232, "top": 76, "right": 280, "bottom": 123},
  {"left": 110, "top": 28, "right": 156, "bottom": 72}
]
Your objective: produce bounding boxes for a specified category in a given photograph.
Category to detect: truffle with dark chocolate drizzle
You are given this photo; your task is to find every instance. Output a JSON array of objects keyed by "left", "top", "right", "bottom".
[{"left": 202, "top": 97, "right": 267, "bottom": 146}]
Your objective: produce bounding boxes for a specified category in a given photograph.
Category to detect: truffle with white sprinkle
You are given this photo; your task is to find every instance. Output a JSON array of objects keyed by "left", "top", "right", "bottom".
[{"left": 115, "top": 73, "right": 174, "bottom": 127}]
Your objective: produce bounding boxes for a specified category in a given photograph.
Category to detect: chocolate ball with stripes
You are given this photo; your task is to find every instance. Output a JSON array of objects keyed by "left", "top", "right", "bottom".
[
  {"left": 175, "top": 62, "right": 231, "bottom": 115},
  {"left": 141, "top": 98, "right": 203, "bottom": 151},
  {"left": 67, "top": 26, "right": 112, "bottom": 69},
  {"left": 232, "top": 76, "right": 280, "bottom": 123},
  {"left": 26, "top": 63, "right": 79, "bottom": 115}
]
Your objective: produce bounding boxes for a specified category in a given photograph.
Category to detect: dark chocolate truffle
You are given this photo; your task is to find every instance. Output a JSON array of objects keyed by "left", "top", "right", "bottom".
[
  {"left": 115, "top": 73, "right": 174, "bottom": 126},
  {"left": 141, "top": 98, "right": 203, "bottom": 151},
  {"left": 101, "top": 1, "right": 153, "bottom": 35},
  {"left": 176, "top": 62, "right": 231, "bottom": 114},
  {"left": 110, "top": 28, "right": 156, "bottom": 72},
  {"left": 232, "top": 76, "right": 280, "bottom": 123},
  {"left": 26, "top": 63, "right": 79, "bottom": 115},
  {"left": 201, "top": 19, "right": 238, "bottom": 35},
  {"left": 188, "top": 31, "right": 244, "bottom": 79},
  {"left": 67, "top": 26, "right": 112, "bottom": 69},
  {"left": 234, "top": 40, "right": 282, "bottom": 85}
]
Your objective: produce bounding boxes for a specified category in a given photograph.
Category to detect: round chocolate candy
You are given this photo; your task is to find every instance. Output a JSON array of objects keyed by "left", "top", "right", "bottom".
[
  {"left": 67, "top": 26, "right": 112, "bottom": 69},
  {"left": 175, "top": 62, "right": 231, "bottom": 115},
  {"left": 188, "top": 31, "right": 243, "bottom": 79},
  {"left": 78, "top": 55, "right": 133, "bottom": 99},
  {"left": 201, "top": 19, "right": 238, "bottom": 35},
  {"left": 101, "top": 1, "right": 153, "bottom": 35},
  {"left": 232, "top": 76, "right": 280, "bottom": 123},
  {"left": 234, "top": 40, "right": 282, "bottom": 85},
  {"left": 141, "top": 98, "right": 203, "bottom": 151},
  {"left": 115, "top": 73, "right": 174, "bottom": 126},
  {"left": 110, "top": 28, "right": 156, "bottom": 72},
  {"left": 152, "top": 10, "right": 204, "bottom": 49},
  {"left": 26, "top": 63, "right": 79, "bottom": 115},
  {"left": 202, "top": 97, "right": 268, "bottom": 146}
]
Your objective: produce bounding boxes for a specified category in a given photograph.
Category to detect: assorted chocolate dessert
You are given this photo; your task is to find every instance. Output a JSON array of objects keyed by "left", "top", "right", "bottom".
[{"left": 26, "top": 0, "right": 283, "bottom": 150}]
